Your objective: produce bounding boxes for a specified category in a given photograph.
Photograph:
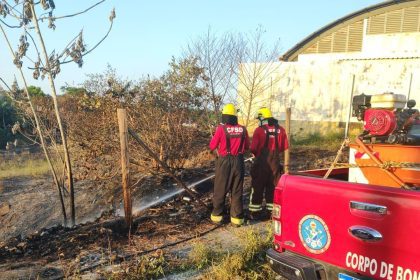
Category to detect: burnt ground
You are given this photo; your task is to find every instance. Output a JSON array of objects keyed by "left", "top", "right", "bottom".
[{"left": 0, "top": 146, "right": 347, "bottom": 279}]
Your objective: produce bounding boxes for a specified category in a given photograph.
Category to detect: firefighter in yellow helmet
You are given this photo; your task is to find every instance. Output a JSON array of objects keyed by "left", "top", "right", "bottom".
[
  {"left": 209, "top": 103, "right": 250, "bottom": 226},
  {"left": 249, "top": 107, "right": 288, "bottom": 220}
]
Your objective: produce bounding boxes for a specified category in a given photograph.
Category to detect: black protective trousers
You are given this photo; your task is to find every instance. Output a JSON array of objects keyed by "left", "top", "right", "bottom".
[
  {"left": 212, "top": 155, "right": 245, "bottom": 219},
  {"left": 250, "top": 149, "right": 283, "bottom": 211}
]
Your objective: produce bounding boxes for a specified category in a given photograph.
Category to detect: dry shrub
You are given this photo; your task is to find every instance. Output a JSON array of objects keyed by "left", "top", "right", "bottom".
[
  {"left": 23, "top": 58, "right": 211, "bottom": 182},
  {"left": 61, "top": 95, "right": 121, "bottom": 181},
  {"left": 128, "top": 107, "right": 207, "bottom": 170},
  {"left": 108, "top": 253, "right": 166, "bottom": 280},
  {"left": 27, "top": 94, "right": 208, "bottom": 183}
]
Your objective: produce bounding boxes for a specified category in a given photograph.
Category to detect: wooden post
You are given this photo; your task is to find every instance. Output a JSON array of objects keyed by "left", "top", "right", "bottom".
[
  {"left": 344, "top": 74, "right": 356, "bottom": 139},
  {"left": 117, "top": 109, "right": 132, "bottom": 227},
  {"left": 284, "top": 107, "right": 291, "bottom": 174}
]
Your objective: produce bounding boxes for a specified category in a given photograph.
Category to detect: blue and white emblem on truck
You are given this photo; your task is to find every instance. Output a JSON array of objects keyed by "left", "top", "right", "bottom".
[{"left": 299, "top": 215, "right": 331, "bottom": 254}]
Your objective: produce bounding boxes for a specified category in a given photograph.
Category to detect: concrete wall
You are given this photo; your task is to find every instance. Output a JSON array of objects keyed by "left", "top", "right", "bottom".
[{"left": 237, "top": 32, "right": 420, "bottom": 135}]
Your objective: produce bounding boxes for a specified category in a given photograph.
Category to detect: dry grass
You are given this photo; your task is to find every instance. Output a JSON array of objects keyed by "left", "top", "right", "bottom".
[
  {"left": 107, "top": 225, "right": 277, "bottom": 279},
  {"left": 104, "top": 252, "right": 167, "bottom": 280},
  {"left": 0, "top": 154, "right": 50, "bottom": 179}
]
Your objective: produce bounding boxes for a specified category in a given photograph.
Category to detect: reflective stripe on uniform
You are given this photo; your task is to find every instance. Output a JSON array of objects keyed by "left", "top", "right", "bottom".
[
  {"left": 211, "top": 214, "right": 223, "bottom": 223},
  {"left": 249, "top": 188, "right": 263, "bottom": 211},
  {"left": 249, "top": 188, "right": 254, "bottom": 203},
  {"left": 249, "top": 204, "right": 263, "bottom": 212},
  {"left": 266, "top": 203, "right": 273, "bottom": 210},
  {"left": 231, "top": 216, "right": 244, "bottom": 225}
]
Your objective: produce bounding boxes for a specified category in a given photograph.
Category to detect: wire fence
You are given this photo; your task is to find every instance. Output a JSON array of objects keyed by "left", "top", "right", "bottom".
[{"left": 0, "top": 145, "right": 40, "bottom": 158}]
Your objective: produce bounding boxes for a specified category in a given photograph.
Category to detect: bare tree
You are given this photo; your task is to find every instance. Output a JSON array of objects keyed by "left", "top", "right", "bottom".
[
  {"left": 235, "top": 26, "right": 281, "bottom": 128},
  {"left": 0, "top": 0, "right": 115, "bottom": 226},
  {"left": 184, "top": 26, "right": 281, "bottom": 129},
  {"left": 184, "top": 27, "right": 241, "bottom": 131}
]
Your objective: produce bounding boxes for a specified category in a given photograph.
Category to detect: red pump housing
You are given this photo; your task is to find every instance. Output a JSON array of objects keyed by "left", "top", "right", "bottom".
[{"left": 363, "top": 108, "right": 397, "bottom": 136}]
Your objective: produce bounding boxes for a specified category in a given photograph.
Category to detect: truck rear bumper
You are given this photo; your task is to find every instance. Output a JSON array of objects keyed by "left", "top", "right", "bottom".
[
  {"left": 266, "top": 248, "right": 323, "bottom": 280},
  {"left": 266, "top": 249, "right": 372, "bottom": 280}
]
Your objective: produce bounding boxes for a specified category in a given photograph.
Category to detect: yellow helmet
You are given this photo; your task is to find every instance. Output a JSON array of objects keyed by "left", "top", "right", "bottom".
[
  {"left": 222, "top": 103, "right": 237, "bottom": 116},
  {"left": 256, "top": 107, "right": 272, "bottom": 119}
]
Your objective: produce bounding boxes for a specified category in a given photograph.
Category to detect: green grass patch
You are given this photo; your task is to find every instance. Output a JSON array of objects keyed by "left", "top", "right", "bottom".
[
  {"left": 291, "top": 125, "right": 363, "bottom": 148},
  {"left": 196, "top": 224, "right": 277, "bottom": 280},
  {"left": 0, "top": 156, "right": 50, "bottom": 178},
  {"left": 188, "top": 241, "right": 221, "bottom": 270},
  {"left": 291, "top": 131, "right": 344, "bottom": 148}
]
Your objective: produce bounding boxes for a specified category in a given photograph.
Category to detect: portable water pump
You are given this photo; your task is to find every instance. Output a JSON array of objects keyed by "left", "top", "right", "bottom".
[{"left": 352, "top": 92, "right": 419, "bottom": 144}]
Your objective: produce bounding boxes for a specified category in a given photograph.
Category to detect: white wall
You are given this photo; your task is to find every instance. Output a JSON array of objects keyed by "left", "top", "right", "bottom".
[{"left": 238, "top": 33, "right": 420, "bottom": 127}]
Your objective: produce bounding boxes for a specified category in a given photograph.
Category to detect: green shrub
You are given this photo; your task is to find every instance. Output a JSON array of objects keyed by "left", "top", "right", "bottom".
[
  {"left": 188, "top": 242, "right": 219, "bottom": 270},
  {"left": 206, "top": 253, "right": 245, "bottom": 280},
  {"left": 203, "top": 225, "right": 277, "bottom": 280}
]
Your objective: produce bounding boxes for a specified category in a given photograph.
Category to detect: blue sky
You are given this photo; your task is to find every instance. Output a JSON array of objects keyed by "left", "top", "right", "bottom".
[{"left": 0, "top": 0, "right": 382, "bottom": 92}]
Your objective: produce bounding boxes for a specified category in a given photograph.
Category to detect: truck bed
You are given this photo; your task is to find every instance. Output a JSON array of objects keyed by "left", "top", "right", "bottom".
[
  {"left": 270, "top": 173, "right": 420, "bottom": 279},
  {"left": 296, "top": 167, "right": 349, "bottom": 181}
]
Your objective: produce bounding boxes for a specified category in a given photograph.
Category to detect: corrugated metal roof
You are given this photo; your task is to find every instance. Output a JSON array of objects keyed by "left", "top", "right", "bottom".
[{"left": 280, "top": 0, "right": 420, "bottom": 62}]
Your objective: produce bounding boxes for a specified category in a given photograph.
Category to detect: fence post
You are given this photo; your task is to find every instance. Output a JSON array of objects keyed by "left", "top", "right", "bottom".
[
  {"left": 285, "top": 107, "right": 291, "bottom": 174},
  {"left": 117, "top": 108, "right": 132, "bottom": 227},
  {"left": 345, "top": 74, "right": 356, "bottom": 139}
]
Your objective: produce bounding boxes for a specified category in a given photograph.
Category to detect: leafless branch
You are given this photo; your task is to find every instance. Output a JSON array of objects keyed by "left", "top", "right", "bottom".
[
  {"left": 38, "top": 0, "right": 105, "bottom": 21},
  {"left": 24, "top": 29, "right": 42, "bottom": 62},
  {"left": 0, "top": 77, "right": 12, "bottom": 92},
  {"left": 60, "top": 19, "right": 113, "bottom": 65},
  {"left": 58, "top": 30, "right": 83, "bottom": 59},
  {"left": 27, "top": 12, "right": 114, "bottom": 70},
  {"left": 17, "top": 130, "right": 40, "bottom": 145},
  {"left": 0, "top": 18, "right": 22, "bottom": 28},
  {"left": 3, "top": 0, "right": 23, "bottom": 19}
]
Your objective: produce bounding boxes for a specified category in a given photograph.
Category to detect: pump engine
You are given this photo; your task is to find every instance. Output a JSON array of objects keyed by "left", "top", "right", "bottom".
[{"left": 352, "top": 92, "right": 419, "bottom": 144}]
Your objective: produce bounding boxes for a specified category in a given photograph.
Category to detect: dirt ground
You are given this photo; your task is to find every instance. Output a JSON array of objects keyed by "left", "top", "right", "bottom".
[{"left": 0, "top": 146, "right": 347, "bottom": 279}]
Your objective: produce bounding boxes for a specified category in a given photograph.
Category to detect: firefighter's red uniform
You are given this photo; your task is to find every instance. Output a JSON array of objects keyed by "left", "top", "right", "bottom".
[
  {"left": 209, "top": 123, "right": 249, "bottom": 226},
  {"left": 249, "top": 122, "right": 288, "bottom": 215}
]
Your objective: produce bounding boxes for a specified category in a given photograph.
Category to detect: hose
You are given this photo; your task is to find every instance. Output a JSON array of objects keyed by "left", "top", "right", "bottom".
[{"left": 49, "top": 222, "right": 224, "bottom": 280}]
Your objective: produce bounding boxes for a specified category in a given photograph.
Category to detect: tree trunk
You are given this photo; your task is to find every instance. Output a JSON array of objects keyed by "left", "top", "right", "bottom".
[{"left": 30, "top": 4, "right": 75, "bottom": 226}]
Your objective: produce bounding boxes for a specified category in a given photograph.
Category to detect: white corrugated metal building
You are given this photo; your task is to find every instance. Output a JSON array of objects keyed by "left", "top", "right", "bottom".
[{"left": 238, "top": 0, "right": 420, "bottom": 133}]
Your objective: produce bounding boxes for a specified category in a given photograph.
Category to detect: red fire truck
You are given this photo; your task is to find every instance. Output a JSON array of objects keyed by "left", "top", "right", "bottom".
[{"left": 267, "top": 93, "right": 420, "bottom": 280}]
